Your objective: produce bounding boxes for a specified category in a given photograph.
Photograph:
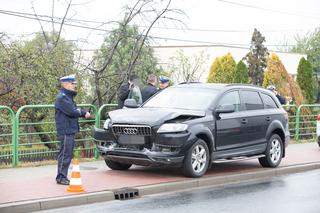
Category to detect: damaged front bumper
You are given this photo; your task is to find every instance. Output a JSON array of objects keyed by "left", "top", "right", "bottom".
[{"left": 92, "top": 127, "right": 186, "bottom": 166}]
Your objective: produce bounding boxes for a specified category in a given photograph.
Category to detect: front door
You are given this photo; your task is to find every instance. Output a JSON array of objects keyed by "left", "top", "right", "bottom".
[{"left": 215, "top": 90, "right": 247, "bottom": 150}]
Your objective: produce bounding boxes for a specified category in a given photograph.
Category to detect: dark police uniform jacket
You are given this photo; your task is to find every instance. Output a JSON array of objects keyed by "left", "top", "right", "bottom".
[{"left": 54, "top": 88, "right": 86, "bottom": 136}]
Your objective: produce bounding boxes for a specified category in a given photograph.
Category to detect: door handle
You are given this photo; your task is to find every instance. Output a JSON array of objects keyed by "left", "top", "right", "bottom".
[
  {"left": 241, "top": 118, "right": 248, "bottom": 124},
  {"left": 266, "top": 116, "right": 271, "bottom": 121}
]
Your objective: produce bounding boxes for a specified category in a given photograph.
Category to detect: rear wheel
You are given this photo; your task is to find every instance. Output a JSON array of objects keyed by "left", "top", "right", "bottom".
[
  {"left": 259, "top": 134, "right": 283, "bottom": 168},
  {"left": 182, "top": 139, "right": 210, "bottom": 178},
  {"left": 105, "top": 159, "right": 132, "bottom": 170}
]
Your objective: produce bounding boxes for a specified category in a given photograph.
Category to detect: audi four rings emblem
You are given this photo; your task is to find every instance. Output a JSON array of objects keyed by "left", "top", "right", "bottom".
[{"left": 123, "top": 128, "right": 138, "bottom": 135}]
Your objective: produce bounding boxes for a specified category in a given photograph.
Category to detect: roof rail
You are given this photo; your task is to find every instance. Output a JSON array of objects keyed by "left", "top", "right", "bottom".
[
  {"left": 178, "top": 81, "right": 202, "bottom": 85},
  {"left": 226, "top": 83, "right": 263, "bottom": 88}
]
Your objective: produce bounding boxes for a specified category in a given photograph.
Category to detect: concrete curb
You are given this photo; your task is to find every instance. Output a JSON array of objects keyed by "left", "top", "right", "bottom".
[
  {"left": 1, "top": 162, "right": 320, "bottom": 213},
  {"left": 137, "top": 162, "right": 320, "bottom": 196},
  {"left": 0, "top": 191, "right": 115, "bottom": 213}
]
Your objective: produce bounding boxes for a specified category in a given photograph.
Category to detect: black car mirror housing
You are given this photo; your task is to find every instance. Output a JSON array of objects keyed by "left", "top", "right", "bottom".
[
  {"left": 215, "top": 104, "right": 235, "bottom": 115},
  {"left": 124, "top": 99, "right": 139, "bottom": 108}
]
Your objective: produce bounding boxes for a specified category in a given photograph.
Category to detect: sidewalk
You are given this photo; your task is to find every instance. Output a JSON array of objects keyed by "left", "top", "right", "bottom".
[{"left": 0, "top": 143, "right": 319, "bottom": 205}]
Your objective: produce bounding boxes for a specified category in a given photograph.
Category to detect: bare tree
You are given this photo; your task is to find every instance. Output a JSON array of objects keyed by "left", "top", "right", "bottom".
[
  {"left": 54, "top": 0, "right": 72, "bottom": 47},
  {"left": 85, "top": 0, "right": 185, "bottom": 107},
  {"left": 169, "top": 50, "right": 208, "bottom": 84}
]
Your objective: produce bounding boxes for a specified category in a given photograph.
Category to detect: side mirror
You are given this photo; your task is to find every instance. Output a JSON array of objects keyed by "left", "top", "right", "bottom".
[
  {"left": 215, "top": 104, "right": 235, "bottom": 115},
  {"left": 124, "top": 99, "right": 139, "bottom": 108}
]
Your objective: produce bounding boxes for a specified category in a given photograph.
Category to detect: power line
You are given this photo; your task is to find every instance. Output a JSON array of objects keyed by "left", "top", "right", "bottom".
[
  {"left": 0, "top": 8, "right": 314, "bottom": 33},
  {"left": 148, "top": 36, "right": 296, "bottom": 47},
  {"left": 0, "top": 9, "right": 112, "bottom": 32},
  {"left": 0, "top": 9, "right": 296, "bottom": 47},
  {"left": 0, "top": 9, "right": 113, "bottom": 26},
  {"left": 217, "top": 0, "right": 320, "bottom": 20},
  {"left": 73, "top": 45, "right": 299, "bottom": 54}
]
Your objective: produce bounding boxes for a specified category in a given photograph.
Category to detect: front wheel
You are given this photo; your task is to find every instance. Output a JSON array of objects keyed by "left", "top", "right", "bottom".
[
  {"left": 105, "top": 159, "right": 132, "bottom": 170},
  {"left": 259, "top": 134, "right": 283, "bottom": 168},
  {"left": 182, "top": 139, "right": 210, "bottom": 178}
]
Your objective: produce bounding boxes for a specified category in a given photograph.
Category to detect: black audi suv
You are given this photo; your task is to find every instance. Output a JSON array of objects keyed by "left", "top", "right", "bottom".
[{"left": 93, "top": 83, "right": 290, "bottom": 177}]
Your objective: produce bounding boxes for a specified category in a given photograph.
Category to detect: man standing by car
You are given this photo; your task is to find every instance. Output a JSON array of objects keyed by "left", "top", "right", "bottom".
[
  {"left": 141, "top": 74, "right": 158, "bottom": 103},
  {"left": 117, "top": 74, "right": 140, "bottom": 109},
  {"left": 267, "top": 85, "right": 287, "bottom": 105},
  {"left": 159, "top": 76, "right": 170, "bottom": 91},
  {"left": 55, "top": 74, "right": 91, "bottom": 185}
]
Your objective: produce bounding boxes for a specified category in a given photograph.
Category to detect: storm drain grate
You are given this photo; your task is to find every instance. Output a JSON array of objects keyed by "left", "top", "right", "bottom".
[{"left": 113, "top": 188, "right": 139, "bottom": 200}]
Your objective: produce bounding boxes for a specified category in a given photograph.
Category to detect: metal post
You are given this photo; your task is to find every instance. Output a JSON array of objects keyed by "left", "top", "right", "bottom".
[
  {"left": 96, "top": 104, "right": 110, "bottom": 128},
  {"left": 78, "top": 104, "right": 99, "bottom": 159},
  {"left": 294, "top": 105, "right": 302, "bottom": 141},
  {"left": 0, "top": 106, "right": 16, "bottom": 167},
  {"left": 94, "top": 104, "right": 117, "bottom": 159},
  {"left": 13, "top": 111, "right": 18, "bottom": 167}
]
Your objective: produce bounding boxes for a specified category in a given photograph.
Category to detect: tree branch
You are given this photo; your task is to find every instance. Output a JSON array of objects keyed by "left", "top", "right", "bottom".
[{"left": 54, "top": 0, "right": 72, "bottom": 47}]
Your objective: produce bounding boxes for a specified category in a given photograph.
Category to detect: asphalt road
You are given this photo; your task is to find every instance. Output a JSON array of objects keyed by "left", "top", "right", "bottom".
[{"left": 39, "top": 169, "right": 320, "bottom": 213}]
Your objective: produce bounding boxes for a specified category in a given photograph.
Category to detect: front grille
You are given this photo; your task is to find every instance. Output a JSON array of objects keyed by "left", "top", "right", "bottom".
[{"left": 112, "top": 124, "right": 152, "bottom": 136}]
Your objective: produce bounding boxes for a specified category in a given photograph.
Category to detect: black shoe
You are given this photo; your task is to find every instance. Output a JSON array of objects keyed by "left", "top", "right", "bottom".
[{"left": 56, "top": 179, "right": 70, "bottom": 185}]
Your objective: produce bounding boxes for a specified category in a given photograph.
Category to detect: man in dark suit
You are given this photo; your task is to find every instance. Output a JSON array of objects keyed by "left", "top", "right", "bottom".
[{"left": 141, "top": 74, "right": 158, "bottom": 103}]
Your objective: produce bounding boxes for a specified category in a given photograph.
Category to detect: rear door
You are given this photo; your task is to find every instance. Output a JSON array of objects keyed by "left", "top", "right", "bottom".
[
  {"left": 239, "top": 90, "right": 266, "bottom": 147},
  {"left": 260, "top": 92, "right": 282, "bottom": 133}
]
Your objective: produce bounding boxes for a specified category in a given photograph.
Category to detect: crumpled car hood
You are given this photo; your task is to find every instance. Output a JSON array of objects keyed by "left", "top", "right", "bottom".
[{"left": 108, "top": 107, "right": 205, "bottom": 126}]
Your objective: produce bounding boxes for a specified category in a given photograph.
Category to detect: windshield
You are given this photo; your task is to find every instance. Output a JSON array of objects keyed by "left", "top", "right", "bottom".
[{"left": 143, "top": 87, "right": 219, "bottom": 111}]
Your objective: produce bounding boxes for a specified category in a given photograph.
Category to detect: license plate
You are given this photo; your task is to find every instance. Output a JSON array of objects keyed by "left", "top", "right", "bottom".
[{"left": 118, "top": 135, "right": 145, "bottom": 145}]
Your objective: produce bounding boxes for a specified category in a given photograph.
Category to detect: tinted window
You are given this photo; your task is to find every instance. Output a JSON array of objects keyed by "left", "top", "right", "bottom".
[
  {"left": 261, "top": 93, "right": 278, "bottom": 109},
  {"left": 217, "top": 91, "right": 241, "bottom": 112},
  {"left": 241, "top": 91, "right": 263, "bottom": 110}
]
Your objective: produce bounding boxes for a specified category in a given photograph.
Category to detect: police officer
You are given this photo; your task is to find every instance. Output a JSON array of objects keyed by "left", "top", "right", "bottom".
[
  {"left": 55, "top": 74, "right": 91, "bottom": 185},
  {"left": 267, "top": 85, "right": 287, "bottom": 105},
  {"left": 159, "top": 76, "right": 170, "bottom": 91},
  {"left": 141, "top": 74, "right": 158, "bottom": 103}
]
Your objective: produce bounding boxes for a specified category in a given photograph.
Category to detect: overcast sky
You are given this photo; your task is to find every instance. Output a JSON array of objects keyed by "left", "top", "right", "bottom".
[{"left": 0, "top": 0, "right": 319, "bottom": 52}]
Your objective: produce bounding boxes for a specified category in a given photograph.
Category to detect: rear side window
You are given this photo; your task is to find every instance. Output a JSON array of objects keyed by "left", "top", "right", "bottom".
[
  {"left": 261, "top": 93, "right": 278, "bottom": 109},
  {"left": 240, "top": 91, "right": 263, "bottom": 110},
  {"left": 217, "top": 91, "right": 241, "bottom": 112}
]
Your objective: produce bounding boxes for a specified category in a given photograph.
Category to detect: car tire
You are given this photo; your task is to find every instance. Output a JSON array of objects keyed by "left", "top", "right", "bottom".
[
  {"left": 182, "top": 139, "right": 210, "bottom": 178},
  {"left": 105, "top": 159, "right": 132, "bottom": 170},
  {"left": 259, "top": 134, "right": 283, "bottom": 168}
]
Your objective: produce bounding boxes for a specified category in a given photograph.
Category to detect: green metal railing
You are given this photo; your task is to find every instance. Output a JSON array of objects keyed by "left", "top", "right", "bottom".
[
  {"left": 0, "top": 106, "right": 15, "bottom": 166},
  {"left": 96, "top": 104, "right": 118, "bottom": 128},
  {"left": 1, "top": 103, "right": 320, "bottom": 167},
  {"left": 294, "top": 104, "right": 320, "bottom": 141},
  {"left": 282, "top": 104, "right": 297, "bottom": 139},
  {"left": 14, "top": 104, "right": 98, "bottom": 166}
]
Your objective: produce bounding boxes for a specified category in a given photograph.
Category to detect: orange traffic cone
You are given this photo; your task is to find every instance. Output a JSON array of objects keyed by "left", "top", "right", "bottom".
[{"left": 66, "top": 159, "right": 85, "bottom": 192}]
